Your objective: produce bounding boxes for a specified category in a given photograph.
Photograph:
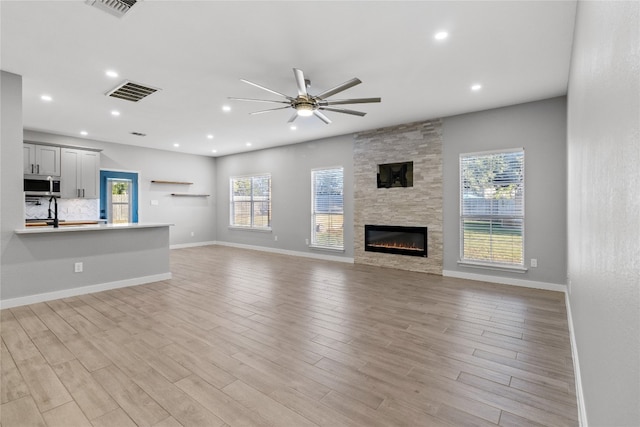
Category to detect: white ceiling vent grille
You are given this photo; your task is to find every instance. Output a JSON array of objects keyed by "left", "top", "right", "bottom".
[
  {"left": 85, "top": 0, "right": 137, "bottom": 18},
  {"left": 106, "top": 80, "right": 159, "bottom": 102}
]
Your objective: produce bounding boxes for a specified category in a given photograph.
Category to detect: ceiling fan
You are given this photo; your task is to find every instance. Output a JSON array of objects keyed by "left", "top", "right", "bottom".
[{"left": 229, "top": 68, "right": 381, "bottom": 124}]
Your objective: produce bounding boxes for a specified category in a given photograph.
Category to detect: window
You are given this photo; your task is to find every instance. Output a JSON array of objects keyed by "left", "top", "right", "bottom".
[
  {"left": 460, "top": 149, "right": 524, "bottom": 267},
  {"left": 107, "top": 178, "right": 132, "bottom": 224},
  {"left": 311, "top": 168, "right": 344, "bottom": 249},
  {"left": 230, "top": 174, "right": 271, "bottom": 229}
]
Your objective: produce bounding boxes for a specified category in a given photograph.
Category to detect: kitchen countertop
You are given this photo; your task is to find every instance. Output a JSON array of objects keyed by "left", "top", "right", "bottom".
[
  {"left": 15, "top": 222, "right": 173, "bottom": 234},
  {"left": 25, "top": 220, "right": 105, "bottom": 227}
]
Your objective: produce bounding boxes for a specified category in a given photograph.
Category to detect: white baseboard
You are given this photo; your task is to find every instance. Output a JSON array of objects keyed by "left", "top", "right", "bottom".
[
  {"left": 170, "top": 241, "right": 217, "bottom": 249},
  {"left": 442, "top": 269, "right": 566, "bottom": 292},
  {"left": 565, "top": 292, "right": 588, "bottom": 427},
  {"left": 215, "top": 241, "right": 354, "bottom": 264},
  {"left": 0, "top": 273, "right": 172, "bottom": 309}
]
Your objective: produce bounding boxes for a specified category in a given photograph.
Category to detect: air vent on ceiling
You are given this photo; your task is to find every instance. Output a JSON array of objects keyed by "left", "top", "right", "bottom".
[
  {"left": 85, "top": 0, "right": 137, "bottom": 18},
  {"left": 106, "top": 80, "right": 159, "bottom": 102}
]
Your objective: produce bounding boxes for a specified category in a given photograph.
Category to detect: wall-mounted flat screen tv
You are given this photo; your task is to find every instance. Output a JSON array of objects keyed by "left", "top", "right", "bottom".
[{"left": 377, "top": 161, "right": 413, "bottom": 188}]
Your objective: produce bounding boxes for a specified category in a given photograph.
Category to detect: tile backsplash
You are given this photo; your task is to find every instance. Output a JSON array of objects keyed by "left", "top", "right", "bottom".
[{"left": 25, "top": 197, "right": 99, "bottom": 220}]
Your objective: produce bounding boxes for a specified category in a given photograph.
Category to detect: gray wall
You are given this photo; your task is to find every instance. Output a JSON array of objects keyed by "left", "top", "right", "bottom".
[
  {"left": 2, "top": 227, "right": 170, "bottom": 302},
  {"left": 1, "top": 71, "right": 25, "bottom": 283},
  {"left": 442, "top": 97, "right": 568, "bottom": 286},
  {"left": 24, "top": 130, "right": 217, "bottom": 246},
  {"left": 215, "top": 134, "right": 354, "bottom": 259},
  {"left": 567, "top": 1, "right": 640, "bottom": 425}
]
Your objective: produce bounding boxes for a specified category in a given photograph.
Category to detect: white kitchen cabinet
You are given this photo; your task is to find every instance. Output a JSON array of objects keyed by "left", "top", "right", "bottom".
[
  {"left": 61, "top": 148, "right": 100, "bottom": 199},
  {"left": 23, "top": 143, "right": 61, "bottom": 176}
]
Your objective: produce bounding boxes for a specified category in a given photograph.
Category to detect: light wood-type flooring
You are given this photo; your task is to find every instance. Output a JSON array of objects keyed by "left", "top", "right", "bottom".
[{"left": 1, "top": 245, "right": 579, "bottom": 426}]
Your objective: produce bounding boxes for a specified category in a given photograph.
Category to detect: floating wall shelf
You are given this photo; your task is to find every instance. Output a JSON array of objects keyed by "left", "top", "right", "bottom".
[
  {"left": 171, "top": 193, "right": 210, "bottom": 197},
  {"left": 151, "top": 180, "right": 193, "bottom": 185}
]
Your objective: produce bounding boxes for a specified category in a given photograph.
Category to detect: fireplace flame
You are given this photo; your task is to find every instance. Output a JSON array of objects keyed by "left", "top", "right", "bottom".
[{"left": 368, "top": 242, "right": 423, "bottom": 251}]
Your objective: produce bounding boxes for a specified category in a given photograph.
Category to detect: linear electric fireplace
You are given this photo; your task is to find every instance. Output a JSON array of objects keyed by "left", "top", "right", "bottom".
[{"left": 364, "top": 225, "right": 428, "bottom": 257}]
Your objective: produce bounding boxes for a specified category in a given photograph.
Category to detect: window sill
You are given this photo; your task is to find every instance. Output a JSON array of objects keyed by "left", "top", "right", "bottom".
[
  {"left": 457, "top": 260, "right": 528, "bottom": 273},
  {"left": 309, "top": 244, "right": 344, "bottom": 253},
  {"left": 228, "top": 226, "right": 272, "bottom": 233}
]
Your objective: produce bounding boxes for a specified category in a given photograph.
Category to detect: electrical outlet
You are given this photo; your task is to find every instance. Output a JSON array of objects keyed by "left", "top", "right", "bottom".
[
  {"left": 530, "top": 258, "right": 538, "bottom": 268},
  {"left": 190, "top": 231, "right": 195, "bottom": 237},
  {"left": 150, "top": 200, "right": 159, "bottom": 206},
  {"left": 274, "top": 235, "right": 278, "bottom": 241},
  {"left": 305, "top": 238, "right": 309, "bottom": 245},
  {"left": 74, "top": 262, "right": 83, "bottom": 273}
]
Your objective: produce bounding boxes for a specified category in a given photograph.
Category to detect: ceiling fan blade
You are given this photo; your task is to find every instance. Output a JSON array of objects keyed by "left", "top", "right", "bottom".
[
  {"left": 249, "top": 106, "right": 291, "bottom": 115},
  {"left": 228, "top": 97, "right": 290, "bottom": 104},
  {"left": 240, "top": 79, "right": 293, "bottom": 100},
  {"left": 287, "top": 113, "right": 298, "bottom": 123},
  {"left": 319, "top": 97, "right": 381, "bottom": 106},
  {"left": 319, "top": 107, "right": 366, "bottom": 117},
  {"left": 315, "top": 77, "right": 361, "bottom": 99},
  {"left": 313, "top": 110, "right": 332, "bottom": 124},
  {"left": 293, "top": 68, "right": 308, "bottom": 97}
]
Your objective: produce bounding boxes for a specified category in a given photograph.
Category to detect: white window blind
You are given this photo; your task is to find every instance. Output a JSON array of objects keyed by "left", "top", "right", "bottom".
[
  {"left": 460, "top": 149, "right": 524, "bottom": 266},
  {"left": 230, "top": 174, "right": 271, "bottom": 229},
  {"left": 311, "top": 168, "right": 344, "bottom": 249}
]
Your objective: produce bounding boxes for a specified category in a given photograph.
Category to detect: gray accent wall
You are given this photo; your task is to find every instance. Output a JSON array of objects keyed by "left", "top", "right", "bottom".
[
  {"left": 215, "top": 134, "right": 354, "bottom": 259},
  {"left": 567, "top": 1, "right": 640, "bottom": 425},
  {"left": 23, "top": 130, "right": 217, "bottom": 246},
  {"left": 442, "top": 97, "right": 568, "bottom": 286}
]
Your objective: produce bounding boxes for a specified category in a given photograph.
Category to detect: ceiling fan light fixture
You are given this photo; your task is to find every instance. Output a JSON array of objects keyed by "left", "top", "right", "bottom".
[
  {"left": 296, "top": 104, "right": 314, "bottom": 117},
  {"left": 230, "top": 68, "right": 380, "bottom": 124}
]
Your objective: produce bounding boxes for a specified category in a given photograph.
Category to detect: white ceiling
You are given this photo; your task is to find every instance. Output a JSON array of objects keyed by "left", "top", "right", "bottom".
[{"left": 1, "top": 0, "right": 577, "bottom": 157}]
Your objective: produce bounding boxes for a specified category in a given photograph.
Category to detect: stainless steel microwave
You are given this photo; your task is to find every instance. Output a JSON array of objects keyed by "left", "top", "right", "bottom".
[{"left": 24, "top": 177, "right": 61, "bottom": 197}]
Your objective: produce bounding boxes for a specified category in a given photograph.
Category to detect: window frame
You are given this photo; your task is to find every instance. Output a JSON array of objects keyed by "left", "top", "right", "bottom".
[
  {"left": 459, "top": 148, "right": 526, "bottom": 271},
  {"left": 229, "top": 173, "right": 272, "bottom": 230},
  {"left": 310, "top": 167, "right": 345, "bottom": 251}
]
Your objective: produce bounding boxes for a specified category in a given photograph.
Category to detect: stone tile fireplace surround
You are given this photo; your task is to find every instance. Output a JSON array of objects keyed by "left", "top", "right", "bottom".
[{"left": 354, "top": 119, "right": 443, "bottom": 274}]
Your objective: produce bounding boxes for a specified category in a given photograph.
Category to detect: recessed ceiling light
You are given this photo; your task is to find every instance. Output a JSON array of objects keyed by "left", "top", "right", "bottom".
[
  {"left": 434, "top": 31, "right": 448, "bottom": 40},
  {"left": 105, "top": 70, "right": 119, "bottom": 78},
  {"left": 290, "top": 125, "right": 297, "bottom": 130},
  {"left": 222, "top": 105, "right": 231, "bottom": 112},
  {"left": 471, "top": 84, "right": 482, "bottom": 91},
  {"left": 212, "top": 149, "right": 217, "bottom": 153},
  {"left": 40, "top": 95, "right": 52, "bottom": 101},
  {"left": 245, "top": 142, "right": 252, "bottom": 147},
  {"left": 207, "top": 134, "right": 214, "bottom": 139},
  {"left": 111, "top": 110, "right": 120, "bottom": 116},
  {"left": 173, "top": 143, "right": 180, "bottom": 147},
  {"left": 80, "top": 131, "right": 88, "bottom": 136}
]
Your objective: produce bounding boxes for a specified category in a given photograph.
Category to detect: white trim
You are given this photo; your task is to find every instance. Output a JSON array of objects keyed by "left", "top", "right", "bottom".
[
  {"left": 215, "top": 241, "right": 354, "bottom": 264},
  {"left": 170, "top": 241, "right": 217, "bottom": 249},
  {"left": 227, "top": 226, "right": 272, "bottom": 233},
  {"left": 565, "top": 292, "right": 588, "bottom": 427},
  {"left": 457, "top": 260, "right": 528, "bottom": 273},
  {"left": 99, "top": 167, "right": 140, "bottom": 174},
  {"left": 309, "top": 244, "right": 345, "bottom": 253},
  {"left": 459, "top": 147, "right": 525, "bottom": 157},
  {"left": 442, "top": 269, "right": 566, "bottom": 292},
  {"left": 0, "top": 273, "right": 172, "bottom": 309}
]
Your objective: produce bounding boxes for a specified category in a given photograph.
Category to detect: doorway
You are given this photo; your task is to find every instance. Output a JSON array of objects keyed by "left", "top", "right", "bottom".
[{"left": 100, "top": 170, "right": 138, "bottom": 223}]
